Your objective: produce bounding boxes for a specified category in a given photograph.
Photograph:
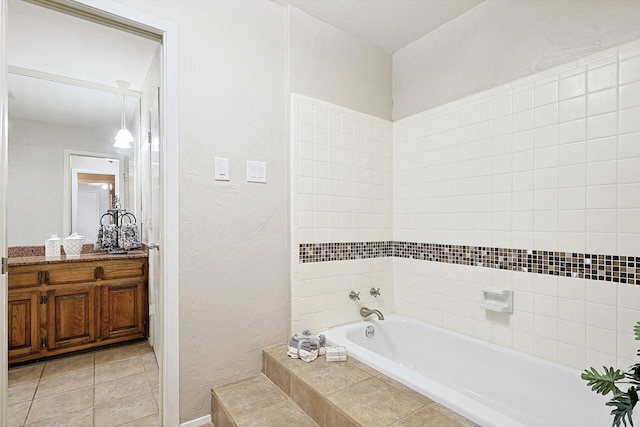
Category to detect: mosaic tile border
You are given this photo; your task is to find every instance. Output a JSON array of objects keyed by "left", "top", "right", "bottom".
[{"left": 299, "top": 241, "right": 640, "bottom": 285}]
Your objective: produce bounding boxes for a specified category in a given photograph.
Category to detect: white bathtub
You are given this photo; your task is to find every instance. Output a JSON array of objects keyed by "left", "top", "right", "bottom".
[{"left": 323, "top": 314, "right": 611, "bottom": 427}]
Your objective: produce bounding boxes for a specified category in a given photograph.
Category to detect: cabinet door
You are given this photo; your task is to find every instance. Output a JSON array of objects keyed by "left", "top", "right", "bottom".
[
  {"left": 8, "top": 290, "right": 41, "bottom": 359},
  {"left": 101, "top": 280, "right": 146, "bottom": 340},
  {"left": 47, "top": 285, "right": 97, "bottom": 350}
]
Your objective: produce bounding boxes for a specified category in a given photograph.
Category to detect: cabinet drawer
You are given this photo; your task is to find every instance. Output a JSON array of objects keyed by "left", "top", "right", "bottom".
[
  {"left": 8, "top": 266, "right": 44, "bottom": 289},
  {"left": 45, "top": 263, "right": 98, "bottom": 285},
  {"left": 101, "top": 259, "right": 146, "bottom": 280}
]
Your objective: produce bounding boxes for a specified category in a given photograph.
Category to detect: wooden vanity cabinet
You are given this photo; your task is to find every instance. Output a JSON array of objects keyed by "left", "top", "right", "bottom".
[{"left": 7, "top": 257, "right": 148, "bottom": 364}]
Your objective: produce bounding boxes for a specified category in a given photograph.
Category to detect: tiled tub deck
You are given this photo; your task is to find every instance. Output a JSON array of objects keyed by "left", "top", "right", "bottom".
[{"left": 211, "top": 344, "right": 478, "bottom": 427}]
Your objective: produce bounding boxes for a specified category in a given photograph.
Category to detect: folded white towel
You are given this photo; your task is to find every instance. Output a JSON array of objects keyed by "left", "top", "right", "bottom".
[
  {"left": 325, "top": 346, "right": 347, "bottom": 362},
  {"left": 287, "top": 345, "right": 318, "bottom": 362}
]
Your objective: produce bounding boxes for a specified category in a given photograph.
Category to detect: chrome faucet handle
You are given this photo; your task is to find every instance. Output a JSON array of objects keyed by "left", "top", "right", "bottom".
[
  {"left": 370, "top": 287, "right": 381, "bottom": 297},
  {"left": 349, "top": 291, "right": 360, "bottom": 301}
]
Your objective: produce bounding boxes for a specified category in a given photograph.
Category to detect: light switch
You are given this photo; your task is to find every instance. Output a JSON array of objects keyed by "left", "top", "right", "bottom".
[
  {"left": 215, "top": 157, "right": 229, "bottom": 181},
  {"left": 247, "top": 160, "right": 267, "bottom": 183}
]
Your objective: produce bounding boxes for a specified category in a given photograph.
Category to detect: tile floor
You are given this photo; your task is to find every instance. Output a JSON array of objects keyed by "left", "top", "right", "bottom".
[{"left": 7, "top": 341, "right": 160, "bottom": 427}]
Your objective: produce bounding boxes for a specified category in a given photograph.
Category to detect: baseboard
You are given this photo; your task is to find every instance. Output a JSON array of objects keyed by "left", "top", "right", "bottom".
[{"left": 179, "top": 414, "right": 212, "bottom": 427}]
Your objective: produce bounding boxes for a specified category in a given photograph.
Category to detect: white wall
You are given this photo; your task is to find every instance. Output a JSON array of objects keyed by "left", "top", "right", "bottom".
[
  {"left": 289, "top": 6, "right": 392, "bottom": 120},
  {"left": 8, "top": 118, "right": 117, "bottom": 246},
  {"left": 290, "top": 94, "right": 393, "bottom": 332},
  {"left": 393, "top": 0, "right": 640, "bottom": 120},
  {"left": 393, "top": 40, "right": 640, "bottom": 371},
  {"left": 114, "top": 0, "right": 290, "bottom": 422}
]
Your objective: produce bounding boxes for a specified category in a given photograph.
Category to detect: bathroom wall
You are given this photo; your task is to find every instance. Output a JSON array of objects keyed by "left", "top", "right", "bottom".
[
  {"left": 7, "top": 118, "right": 115, "bottom": 245},
  {"left": 393, "top": 40, "right": 640, "bottom": 370},
  {"left": 288, "top": 6, "right": 392, "bottom": 120},
  {"left": 393, "top": 0, "right": 640, "bottom": 120},
  {"left": 291, "top": 94, "right": 393, "bottom": 333},
  {"left": 114, "top": 0, "right": 290, "bottom": 422}
]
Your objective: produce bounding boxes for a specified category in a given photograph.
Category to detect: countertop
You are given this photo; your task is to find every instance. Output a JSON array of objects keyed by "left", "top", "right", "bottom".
[{"left": 8, "top": 246, "right": 148, "bottom": 266}]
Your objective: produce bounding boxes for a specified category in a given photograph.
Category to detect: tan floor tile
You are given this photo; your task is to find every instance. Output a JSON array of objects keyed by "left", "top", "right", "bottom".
[
  {"left": 8, "top": 401, "right": 31, "bottom": 427},
  {"left": 9, "top": 363, "right": 44, "bottom": 385},
  {"left": 95, "top": 357, "right": 145, "bottom": 384},
  {"left": 429, "top": 403, "right": 480, "bottom": 427},
  {"left": 292, "top": 357, "right": 373, "bottom": 395},
  {"left": 26, "top": 386, "right": 93, "bottom": 425},
  {"left": 214, "top": 375, "right": 288, "bottom": 420},
  {"left": 327, "top": 377, "right": 423, "bottom": 427},
  {"left": 41, "top": 353, "right": 94, "bottom": 379},
  {"left": 376, "top": 373, "right": 433, "bottom": 406},
  {"left": 95, "top": 372, "right": 151, "bottom": 406},
  {"left": 94, "top": 389, "right": 158, "bottom": 427},
  {"left": 8, "top": 380, "right": 38, "bottom": 406},
  {"left": 25, "top": 407, "right": 93, "bottom": 427},
  {"left": 95, "top": 343, "right": 140, "bottom": 366},
  {"left": 118, "top": 414, "right": 160, "bottom": 427},
  {"left": 34, "top": 368, "right": 93, "bottom": 400},
  {"left": 390, "top": 406, "right": 467, "bottom": 427},
  {"left": 235, "top": 399, "right": 319, "bottom": 427}
]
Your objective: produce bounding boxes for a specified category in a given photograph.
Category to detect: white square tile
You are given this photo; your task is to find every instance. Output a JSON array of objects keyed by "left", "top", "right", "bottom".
[
  {"left": 618, "top": 158, "right": 640, "bottom": 184},
  {"left": 512, "top": 130, "right": 535, "bottom": 152},
  {"left": 618, "top": 132, "right": 640, "bottom": 159},
  {"left": 513, "top": 109, "right": 534, "bottom": 132},
  {"left": 618, "top": 233, "right": 640, "bottom": 254},
  {"left": 534, "top": 335, "right": 559, "bottom": 361},
  {"left": 618, "top": 183, "right": 640, "bottom": 208},
  {"left": 535, "top": 294, "right": 559, "bottom": 317},
  {"left": 586, "top": 302, "right": 617, "bottom": 330},
  {"left": 535, "top": 315, "right": 559, "bottom": 339},
  {"left": 513, "top": 170, "right": 534, "bottom": 191},
  {"left": 559, "top": 187, "right": 585, "bottom": 210},
  {"left": 586, "top": 233, "right": 617, "bottom": 253},
  {"left": 513, "top": 150, "right": 534, "bottom": 172},
  {"left": 558, "top": 164, "right": 585, "bottom": 188},
  {"left": 492, "top": 96, "right": 512, "bottom": 117},
  {"left": 619, "top": 81, "right": 640, "bottom": 109},
  {"left": 535, "top": 147, "right": 558, "bottom": 169},
  {"left": 587, "top": 112, "right": 617, "bottom": 139},
  {"left": 559, "top": 210, "right": 585, "bottom": 232},
  {"left": 535, "top": 103, "right": 559, "bottom": 127},
  {"left": 586, "top": 325, "right": 616, "bottom": 355},
  {"left": 588, "top": 63, "right": 617, "bottom": 92},
  {"left": 559, "top": 72, "right": 586, "bottom": 100},
  {"left": 586, "top": 136, "right": 617, "bottom": 163},
  {"left": 559, "top": 96, "right": 586, "bottom": 123},
  {"left": 535, "top": 210, "right": 558, "bottom": 231},
  {"left": 535, "top": 81, "right": 559, "bottom": 106},
  {"left": 559, "top": 319, "right": 586, "bottom": 346},
  {"left": 618, "top": 283, "right": 640, "bottom": 309},
  {"left": 558, "top": 342, "right": 586, "bottom": 370},
  {"left": 513, "top": 87, "right": 534, "bottom": 112},
  {"left": 559, "top": 141, "right": 585, "bottom": 166},
  {"left": 618, "top": 209, "right": 640, "bottom": 234},
  {"left": 588, "top": 88, "right": 617, "bottom": 116},
  {"left": 619, "top": 106, "right": 640, "bottom": 135},
  {"left": 535, "top": 167, "right": 558, "bottom": 190},
  {"left": 620, "top": 55, "right": 640, "bottom": 85},
  {"left": 534, "top": 124, "right": 558, "bottom": 148},
  {"left": 586, "top": 160, "right": 617, "bottom": 186},
  {"left": 559, "top": 119, "right": 586, "bottom": 144},
  {"left": 586, "top": 209, "right": 617, "bottom": 233},
  {"left": 586, "top": 185, "right": 617, "bottom": 209},
  {"left": 618, "top": 307, "right": 640, "bottom": 335},
  {"left": 559, "top": 298, "right": 586, "bottom": 323}
]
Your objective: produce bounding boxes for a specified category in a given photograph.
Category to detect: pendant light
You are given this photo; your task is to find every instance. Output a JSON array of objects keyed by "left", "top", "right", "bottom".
[{"left": 114, "top": 80, "right": 134, "bottom": 149}]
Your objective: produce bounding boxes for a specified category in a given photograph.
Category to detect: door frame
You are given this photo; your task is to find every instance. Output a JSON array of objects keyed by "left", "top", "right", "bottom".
[{"left": 0, "top": 1, "right": 180, "bottom": 426}]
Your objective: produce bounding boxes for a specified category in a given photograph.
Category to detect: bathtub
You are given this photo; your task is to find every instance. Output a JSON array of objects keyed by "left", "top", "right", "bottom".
[{"left": 323, "top": 314, "right": 611, "bottom": 427}]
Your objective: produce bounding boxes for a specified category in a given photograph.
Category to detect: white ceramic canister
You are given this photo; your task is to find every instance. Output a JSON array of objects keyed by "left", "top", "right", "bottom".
[{"left": 45, "top": 234, "right": 62, "bottom": 258}]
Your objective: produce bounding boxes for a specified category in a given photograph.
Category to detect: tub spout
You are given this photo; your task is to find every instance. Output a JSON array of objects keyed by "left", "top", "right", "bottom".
[{"left": 360, "top": 307, "right": 384, "bottom": 320}]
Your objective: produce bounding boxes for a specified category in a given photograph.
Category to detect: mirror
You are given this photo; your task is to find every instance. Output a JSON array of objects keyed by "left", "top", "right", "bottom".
[{"left": 6, "top": 0, "right": 157, "bottom": 248}]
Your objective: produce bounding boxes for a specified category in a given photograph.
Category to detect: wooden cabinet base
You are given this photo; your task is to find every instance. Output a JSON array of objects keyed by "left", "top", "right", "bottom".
[{"left": 8, "top": 257, "right": 148, "bottom": 365}]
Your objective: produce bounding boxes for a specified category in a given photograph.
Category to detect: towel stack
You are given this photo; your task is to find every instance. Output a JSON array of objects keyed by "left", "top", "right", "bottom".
[
  {"left": 325, "top": 346, "right": 347, "bottom": 362},
  {"left": 287, "top": 330, "right": 326, "bottom": 363}
]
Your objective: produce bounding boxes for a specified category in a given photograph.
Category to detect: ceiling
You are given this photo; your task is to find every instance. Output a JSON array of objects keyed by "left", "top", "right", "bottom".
[
  {"left": 7, "top": 0, "right": 483, "bottom": 131},
  {"left": 7, "top": 0, "right": 159, "bottom": 132},
  {"left": 279, "top": 0, "right": 484, "bottom": 53}
]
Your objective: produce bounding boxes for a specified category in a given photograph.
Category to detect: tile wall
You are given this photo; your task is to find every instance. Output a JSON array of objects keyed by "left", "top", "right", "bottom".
[
  {"left": 393, "top": 40, "right": 640, "bottom": 370},
  {"left": 290, "top": 94, "right": 394, "bottom": 333}
]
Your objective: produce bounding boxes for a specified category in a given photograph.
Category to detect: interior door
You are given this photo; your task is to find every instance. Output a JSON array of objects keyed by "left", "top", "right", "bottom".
[
  {"left": 149, "top": 88, "right": 162, "bottom": 368},
  {"left": 0, "top": 1, "right": 8, "bottom": 424}
]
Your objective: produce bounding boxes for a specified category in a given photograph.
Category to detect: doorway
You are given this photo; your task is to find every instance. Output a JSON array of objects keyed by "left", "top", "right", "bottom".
[{"left": 0, "top": 1, "right": 180, "bottom": 426}]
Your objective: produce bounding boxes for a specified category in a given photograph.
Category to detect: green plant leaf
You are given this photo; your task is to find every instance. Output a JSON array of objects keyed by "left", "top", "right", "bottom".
[
  {"left": 582, "top": 367, "right": 625, "bottom": 396},
  {"left": 606, "top": 387, "right": 638, "bottom": 427},
  {"left": 634, "top": 322, "right": 640, "bottom": 341}
]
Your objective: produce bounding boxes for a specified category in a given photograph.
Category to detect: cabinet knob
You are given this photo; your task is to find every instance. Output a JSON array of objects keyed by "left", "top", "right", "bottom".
[{"left": 148, "top": 242, "right": 160, "bottom": 250}]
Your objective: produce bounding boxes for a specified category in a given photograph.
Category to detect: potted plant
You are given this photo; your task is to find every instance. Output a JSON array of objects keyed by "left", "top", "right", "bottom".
[{"left": 582, "top": 322, "right": 640, "bottom": 426}]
